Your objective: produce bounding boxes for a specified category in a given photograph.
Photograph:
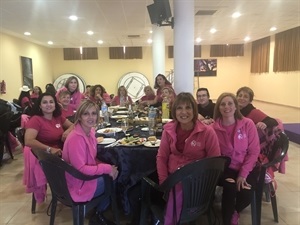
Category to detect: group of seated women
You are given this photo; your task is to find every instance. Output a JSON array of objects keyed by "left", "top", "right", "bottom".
[{"left": 20, "top": 71, "right": 282, "bottom": 225}]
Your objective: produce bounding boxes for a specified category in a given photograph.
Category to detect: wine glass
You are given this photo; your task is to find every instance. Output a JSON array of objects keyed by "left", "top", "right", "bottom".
[{"left": 121, "top": 119, "right": 128, "bottom": 136}]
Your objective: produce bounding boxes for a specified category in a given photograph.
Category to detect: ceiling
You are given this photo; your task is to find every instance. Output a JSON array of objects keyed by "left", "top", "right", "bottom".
[{"left": 0, "top": 0, "right": 299, "bottom": 48}]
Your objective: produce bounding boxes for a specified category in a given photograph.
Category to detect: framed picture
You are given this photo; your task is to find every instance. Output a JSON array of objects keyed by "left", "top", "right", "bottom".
[
  {"left": 194, "top": 59, "right": 217, "bottom": 76},
  {"left": 20, "top": 56, "right": 33, "bottom": 88}
]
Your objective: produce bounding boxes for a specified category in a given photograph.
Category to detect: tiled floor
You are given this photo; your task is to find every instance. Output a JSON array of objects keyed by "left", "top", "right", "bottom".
[{"left": 0, "top": 101, "right": 299, "bottom": 225}]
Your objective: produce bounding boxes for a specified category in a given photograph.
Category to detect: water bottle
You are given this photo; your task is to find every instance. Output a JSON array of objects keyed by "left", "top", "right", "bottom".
[
  {"left": 101, "top": 101, "right": 109, "bottom": 123},
  {"left": 148, "top": 106, "right": 156, "bottom": 136},
  {"left": 162, "top": 97, "right": 170, "bottom": 119}
]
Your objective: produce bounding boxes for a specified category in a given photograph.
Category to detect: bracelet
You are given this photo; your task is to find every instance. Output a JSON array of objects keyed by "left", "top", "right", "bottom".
[{"left": 46, "top": 146, "right": 51, "bottom": 153}]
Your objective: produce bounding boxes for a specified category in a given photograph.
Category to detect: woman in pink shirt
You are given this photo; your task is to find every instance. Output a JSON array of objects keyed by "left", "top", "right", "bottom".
[
  {"left": 111, "top": 85, "right": 133, "bottom": 107},
  {"left": 156, "top": 92, "right": 220, "bottom": 225},
  {"left": 63, "top": 100, "right": 118, "bottom": 225},
  {"left": 212, "top": 93, "right": 260, "bottom": 225}
]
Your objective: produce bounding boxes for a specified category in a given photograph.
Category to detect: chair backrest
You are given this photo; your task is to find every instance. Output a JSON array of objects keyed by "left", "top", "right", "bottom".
[
  {"left": 15, "top": 127, "right": 25, "bottom": 146},
  {"left": 31, "top": 148, "right": 108, "bottom": 206},
  {"left": 160, "top": 156, "right": 230, "bottom": 223},
  {"left": 264, "top": 132, "right": 289, "bottom": 168}
]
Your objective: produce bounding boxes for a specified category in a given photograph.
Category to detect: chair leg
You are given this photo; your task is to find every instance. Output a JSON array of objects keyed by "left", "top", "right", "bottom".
[
  {"left": 269, "top": 183, "right": 279, "bottom": 222},
  {"left": 251, "top": 190, "right": 258, "bottom": 225},
  {"left": 31, "top": 193, "right": 36, "bottom": 214},
  {"left": 5, "top": 136, "right": 14, "bottom": 159},
  {"left": 111, "top": 190, "right": 120, "bottom": 225},
  {"left": 72, "top": 205, "right": 84, "bottom": 225},
  {"left": 50, "top": 198, "right": 57, "bottom": 225},
  {"left": 264, "top": 183, "right": 271, "bottom": 202}
]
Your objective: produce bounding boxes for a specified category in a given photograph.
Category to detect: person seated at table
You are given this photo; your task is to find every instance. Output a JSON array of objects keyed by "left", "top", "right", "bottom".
[
  {"left": 196, "top": 87, "right": 215, "bottom": 118},
  {"left": 90, "top": 84, "right": 111, "bottom": 106},
  {"left": 18, "top": 85, "right": 33, "bottom": 114},
  {"left": 45, "top": 83, "right": 57, "bottom": 96},
  {"left": 62, "top": 100, "right": 119, "bottom": 225},
  {"left": 83, "top": 84, "right": 92, "bottom": 99},
  {"left": 111, "top": 85, "right": 133, "bottom": 107},
  {"left": 236, "top": 86, "right": 279, "bottom": 130},
  {"left": 30, "top": 86, "right": 42, "bottom": 105},
  {"left": 55, "top": 76, "right": 85, "bottom": 111},
  {"left": 24, "top": 92, "right": 74, "bottom": 203},
  {"left": 146, "top": 74, "right": 176, "bottom": 107},
  {"left": 212, "top": 92, "right": 260, "bottom": 225},
  {"left": 58, "top": 90, "right": 74, "bottom": 119},
  {"left": 156, "top": 92, "right": 221, "bottom": 225},
  {"left": 138, "top": 85, "right": 156, "bottom": 108}
]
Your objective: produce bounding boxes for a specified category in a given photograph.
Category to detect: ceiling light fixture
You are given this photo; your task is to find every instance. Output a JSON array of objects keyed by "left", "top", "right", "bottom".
[
  {"left": 47, "top": 41, "right": 53, "bottom": 45},
  {"left": 87, "top": 31, "right": 94, "bottom": 35},
  {"left": 24, "top": 32, "right": 31, "bottom": 36},
  {"left": 210, "top": 28, "right": 217, "bottom": 34},
  {"left": 270, "top": 26, "right": 277, "bottom": 31},
  {"left": 97, "top": 40, "right": 103, "bottom": 44},
  {"left": 69, "top": 15, "right": 78, "bottom": 21},
  {"left": 244, "top": 36, "right": 250, "bottom": 42},
  {"left": 147, "top": 38, "right": 152, "bottom": 44},
  {"left": 79, "top": 46, "right": 83, "bottom": 55},
  {"left": 196, "top": 37, "right": 202, "bottom": 43},
  {"left": 232, "top": 12, "right": 241, "bottom": 18}
]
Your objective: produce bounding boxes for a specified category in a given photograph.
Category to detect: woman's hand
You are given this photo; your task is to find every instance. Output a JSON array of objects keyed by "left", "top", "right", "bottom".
[
  {"left": 109, "top": 165, "right": 119, "bottom": 180},
  {"left": 256, "top": 122, "right": 267, "bottom": 130},
  {"left": 236, "top": 176, "right": 251, "bottom": 191},
  {"left": 50, "top": 147, "right": 62, "bottom": 156}
]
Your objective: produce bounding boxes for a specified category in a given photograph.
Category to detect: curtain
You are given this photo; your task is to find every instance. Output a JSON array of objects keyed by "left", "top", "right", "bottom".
[
  {"left": 167, "top": 45, "right": 201, "bottom": 58},
  {"left": 273, "top": 26, "right": 300, "bottom": 72},
  {"left": 251, "top": 37, "right": 270, "bottom": 73},
  {"left": 109, "top": 47, "right": 142, "bottom": 59},
  {"left": 210, "top": 44, "right": 244, "bottom": 57},
  {"left": 63, "top": 48, "right": 98, "bottom": 60}
]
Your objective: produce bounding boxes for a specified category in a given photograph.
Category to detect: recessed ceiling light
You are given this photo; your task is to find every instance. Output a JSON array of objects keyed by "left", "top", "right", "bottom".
[
  {"left": 210, "top": 28, "right": 217, "bottom": 34},
  {"left": 87, "top": 31, "right": 94, "bottom": 35},
  {"left": 69, "top": 15, "right": 78, "bottom": 21},
  {"left": 47, "top": 41, "right": 53, "bottom": 45},
  {"left": 196, "top": 37, "right": 202, "bottom": 43},
  {"left": 24, "top": 32, "right": 31, "bottom": 36},
  {"left": 270, "top": 26, "right": 277, "bottom": 31},
  {"left": 149, "top": 30, "right": 153, "bottom": 34},
  {"left": 244, "top": 36, "right": 250, "bottom": 42},
  {"left": 147, "top": 38, "right": 152, "bottom": 44},
  {"left": 97, "top": 40, "right": 103, "bottom": 44},
  {"left": 232, "top": 12, "right": 241, "bottom": 18}
]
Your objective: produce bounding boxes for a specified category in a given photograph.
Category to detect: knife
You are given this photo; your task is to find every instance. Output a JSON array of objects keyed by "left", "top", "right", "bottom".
[{"left": 104, "top": 141, "right": 119, "bottom": 148}]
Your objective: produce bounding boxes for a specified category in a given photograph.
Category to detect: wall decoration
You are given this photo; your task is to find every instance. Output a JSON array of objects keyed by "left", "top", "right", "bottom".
[
  {"left": 20, "top": 56, "right": 33, "bottom": 88},
  {"left": 194, "top": 59, "right": 217, "bottom": 76}
]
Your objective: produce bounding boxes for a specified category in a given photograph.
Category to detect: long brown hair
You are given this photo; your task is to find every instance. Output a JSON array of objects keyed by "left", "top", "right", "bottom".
[{"left": 213, "top": 92, "right": 243, "bottom": 120}]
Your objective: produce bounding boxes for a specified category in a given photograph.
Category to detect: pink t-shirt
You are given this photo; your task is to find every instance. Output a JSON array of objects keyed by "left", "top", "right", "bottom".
[
  {"left": 25, "top": 115, "right": 66, "bottom": 149},
  {"left": 61, "top": 106, "right": 74, "bottom": 118}
]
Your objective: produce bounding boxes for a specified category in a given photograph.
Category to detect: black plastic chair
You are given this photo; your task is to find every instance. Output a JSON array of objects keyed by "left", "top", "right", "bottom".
[
  {"left": 140, "top": 156, "right": 230, "bottom": 225},
  {"left": 251, "top": 131, "right": 289, "bottom": 225},
  {"left": 31, "top": 148, "right": 120, "bottom": 225},
  {"left": 0, "top": 111, "right": 14, "bottom": 165}
]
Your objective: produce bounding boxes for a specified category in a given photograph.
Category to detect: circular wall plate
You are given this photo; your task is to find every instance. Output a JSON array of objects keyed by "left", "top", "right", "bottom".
[
  {"left": 53, "top": 73, "right": 86, "bottom": 92},
  {"left": 118, "top": 72, "right": 149, "bottom": 102}
]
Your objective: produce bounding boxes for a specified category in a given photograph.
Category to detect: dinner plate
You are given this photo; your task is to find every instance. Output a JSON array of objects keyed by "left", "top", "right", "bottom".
[
  {"left": 115, "top": 110, "right": 128, "bottom": 114},
  {"left": 97, "top": 138, "right": 116, "bottom": 145},
  {"left": 144, "top": 140, "right": 161, "bottom": 148},
  {"left": 118, "top": 137, "right": 146, "bottom": 147},
  {"left": 141, "top": 127, "right": 149, "bottom": 131},
  {"left": 111, "top": 115, "right": 128, "bottom": 119},
  {"left": 97, "top": 127, "right": 122, "bottom": 134},
  {"left": 162, "top": 118, "right": 173, "bottom": 123}
]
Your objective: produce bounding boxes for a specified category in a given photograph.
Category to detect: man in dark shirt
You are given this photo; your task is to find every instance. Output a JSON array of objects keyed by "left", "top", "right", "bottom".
[{"left": 196, "top": 88, "right": 215, "bottom": 119}]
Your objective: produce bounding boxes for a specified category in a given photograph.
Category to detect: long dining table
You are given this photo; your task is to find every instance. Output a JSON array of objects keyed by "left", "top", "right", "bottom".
[{"left": 96, "top": 119, "right": 160, "bottom": 216}]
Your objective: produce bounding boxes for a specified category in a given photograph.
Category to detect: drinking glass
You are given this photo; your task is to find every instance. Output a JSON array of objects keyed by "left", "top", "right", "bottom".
[{"left": 121, "top": 119, "right": 128, "bottom": 136}]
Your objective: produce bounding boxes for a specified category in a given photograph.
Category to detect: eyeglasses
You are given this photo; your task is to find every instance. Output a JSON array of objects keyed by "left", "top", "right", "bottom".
[{"left": 197, "top": 94, "right": 207, "bottom": 98}]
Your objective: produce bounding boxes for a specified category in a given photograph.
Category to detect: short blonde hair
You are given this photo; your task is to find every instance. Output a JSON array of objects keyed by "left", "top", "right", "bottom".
[{"left": 74, "top": 100, "right": 100, "bottom": 124}]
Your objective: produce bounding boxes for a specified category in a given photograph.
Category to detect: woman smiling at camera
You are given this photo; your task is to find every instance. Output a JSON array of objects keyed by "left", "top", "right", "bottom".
[
  {"left": 62, "top": 100, "right": 118, "bottom": 225},
  {"left": 212, "top": 92, "right": 260, "bottom": 225}
]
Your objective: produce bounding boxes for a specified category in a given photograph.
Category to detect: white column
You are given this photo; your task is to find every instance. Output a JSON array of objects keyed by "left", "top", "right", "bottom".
[
  {"left": 152, "top": 25, "right": 165, "bottom": 81},
  {"left": 173, "top": 0, "right": 194, "bottom": 93}
]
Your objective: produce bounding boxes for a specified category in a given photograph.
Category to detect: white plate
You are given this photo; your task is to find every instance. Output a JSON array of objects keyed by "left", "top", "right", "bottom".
[
  {"left": 97, "top": 127, "right": 122, "bottom": 134},
  {"left": 141, "top": 127, "right": 149, "bottom": 131},
  {"left": 144, "top": 140, "right": 161, "bottom": 148},
  {"left": 111, "top": 115, "right": 128, "bottom": 119},
  {"left": 162, "top": 118, "right": 173, "bottom": 123},
  {"left": 115, "top": 110, "right": 128, "bottom": 114},
  {"left": 118, "top": 137, "right": 146, "bottom": 147},
  {"left": 98, "top": 138, "right": 116, "bottom": 145}
]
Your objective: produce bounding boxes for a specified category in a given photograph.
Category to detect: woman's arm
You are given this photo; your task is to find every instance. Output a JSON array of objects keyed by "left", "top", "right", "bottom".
[
  {"left": 25, "top": 128, "right": 61, "bottom": 155},
  {"left": 61, "top": 120, "right": 74, "bottom": 142}
]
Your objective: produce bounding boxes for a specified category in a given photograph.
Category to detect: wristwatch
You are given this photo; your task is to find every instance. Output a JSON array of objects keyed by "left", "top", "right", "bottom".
[{"left": 46, "top": 146, "right": 51, "bottom": 154}]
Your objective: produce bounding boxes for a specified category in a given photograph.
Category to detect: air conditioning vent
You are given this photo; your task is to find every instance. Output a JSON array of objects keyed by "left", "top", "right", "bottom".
[
  {"left": 195, "top": 10, "right": 217, "bottom": 16},
  {"left": 127, "top": 35, "right": 140, "bottom": 38}
]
